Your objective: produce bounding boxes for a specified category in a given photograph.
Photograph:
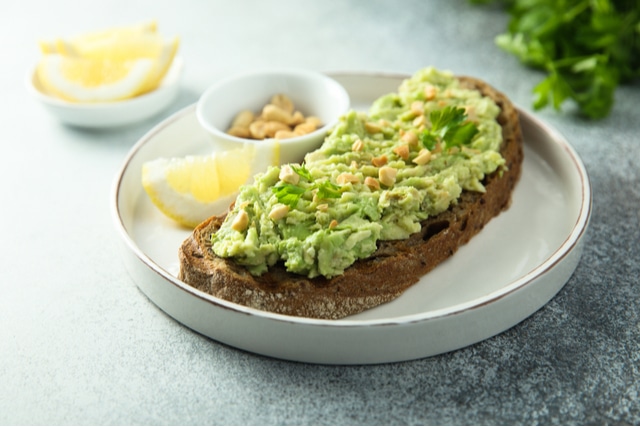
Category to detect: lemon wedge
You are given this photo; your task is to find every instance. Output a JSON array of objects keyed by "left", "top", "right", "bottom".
[
  {"left": 37, "top": 54, "right": 152, "bottom": 102},
  {"left": 39, "top": 20, "right": 158, "bottom": 55},
  {"left": 36, "top": 21, "right": 179, "bottom": 102},
  {"left": 142, "top": 142, "right": 280, "bottom": 228}
]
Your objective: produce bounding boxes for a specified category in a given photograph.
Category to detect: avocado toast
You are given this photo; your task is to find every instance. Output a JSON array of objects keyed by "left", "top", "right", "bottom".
[{"left": 178, "top": 68, "right": 523, "bottom": 319}]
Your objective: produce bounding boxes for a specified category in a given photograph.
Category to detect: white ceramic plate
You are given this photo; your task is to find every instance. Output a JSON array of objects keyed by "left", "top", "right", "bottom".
[
  {"left": 112, "top": 72, "right": 591, "bottom": 365},
  {"left": 26, "top": 57, "right": 183, "bottom": 128}
]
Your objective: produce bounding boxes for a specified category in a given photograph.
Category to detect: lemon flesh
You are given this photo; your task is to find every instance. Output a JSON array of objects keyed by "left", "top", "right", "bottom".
[
  {"left": 37, "top": 55, "right": 155, "bottom": 102},
  {"left": 39, "top": 20, "right": 158, "bottom": 55},
  {"left": 142, "top": 142, "right": 280, "bottom": 228}
]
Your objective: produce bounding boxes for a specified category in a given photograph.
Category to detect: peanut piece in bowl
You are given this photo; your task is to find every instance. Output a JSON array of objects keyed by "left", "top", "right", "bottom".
[{"left": 226, "top": 94, "right": 322, "bottom": 140}]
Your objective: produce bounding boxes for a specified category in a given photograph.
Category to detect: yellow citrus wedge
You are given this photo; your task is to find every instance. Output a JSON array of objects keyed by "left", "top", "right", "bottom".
[
  {"left": 142, "top": 142, "right": 280, "bottom": 228},
  {"left": 39, "top": 20, "right": 157, "bottom": 55},
  {"left": 36, "top": 21, "right": 179, "bottom": 101},
  {"left": 139, "top": 35, "right": 179, "bottom": 93},
  {"left": 55, "top": 32, "right": 180, "bottom": 92},
  {"left": 36, "top": 54, "right": 155, "bottom": 102}
]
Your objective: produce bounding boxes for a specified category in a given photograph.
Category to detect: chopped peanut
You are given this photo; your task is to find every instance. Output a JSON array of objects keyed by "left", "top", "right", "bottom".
[
  {"left": 269, "top": 203, "right": 289, "bottom": 220},
  {"left": 364, "top": 176, "right": 380, "bottom": 190},
  {"left": 279, "top": 164, "right": 300, "bottom": 184},
  {"left": 402, "top": 130, "right": 419, "bottom": 146},
  {"left": 412, "top": 149, "right": 432, "bottom": 165},
  {"left": 411, "top": 101, "right": 424, "bottom": 116},
  {"left": 336, "top": 172, "right": 360, "bottom": 185},
  {"left": 316, "top": 203, "right": 329, "bottom": 211},
  {"left": 365, "top": 121, "right": 382, "bottom": 134},
  {"left": 231, "top": 210, "right": 249, "bottom": 232},
  {"left": 413, "top": 115, "right": 426, "bottom": 127},
  {"left": 464, "top": 105, "right": 478, "bottom": 122},
  {"left": 378, "top": 166, "right": 397, "bottom": 187},
  {"left": 424, "top": 84, "right": 437, "bottom": 100},
  {"left": 329, "top": 219, "right": 338, "bottom": 229},
  {"left": 393, "top": 144, "right": 410, "bottom": 160},
  {"left": 371, "top": 154, "right": 388, "bottom": 167},
  {"left": 351, "top": 139, "right": 364, "bottom": 152}
]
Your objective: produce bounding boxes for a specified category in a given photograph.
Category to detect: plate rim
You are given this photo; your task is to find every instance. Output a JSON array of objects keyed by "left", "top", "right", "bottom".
[{"left": 112, "top": 71, "right": 592, "bottom": 331}]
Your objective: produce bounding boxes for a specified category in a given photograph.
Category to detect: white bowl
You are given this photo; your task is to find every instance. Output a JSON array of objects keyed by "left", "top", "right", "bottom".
[
  {"left": 26, "top": 57, "right": 184, "bottom": 128},
  {"left": 196, "top": 68, "right": 350, "bottom": 164}
]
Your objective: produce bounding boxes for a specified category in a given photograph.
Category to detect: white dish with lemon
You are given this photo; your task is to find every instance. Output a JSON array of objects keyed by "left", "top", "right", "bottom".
[
  {"left": 26, "top": 21, "right": 182, "bottom": 128},
  {"left": 112, "top": 72, "right": 591, "bottom": 364}
]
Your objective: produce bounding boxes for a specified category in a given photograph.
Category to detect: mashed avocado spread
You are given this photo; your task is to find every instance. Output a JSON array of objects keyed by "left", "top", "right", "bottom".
[{"left": 211, "top": 67, "right": 505, "bottom": 278}]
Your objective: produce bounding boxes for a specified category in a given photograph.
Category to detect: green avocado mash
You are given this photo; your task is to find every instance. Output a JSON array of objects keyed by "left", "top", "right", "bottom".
[{"left": 211, "top": 67, "right": 505, "bottom": 278}]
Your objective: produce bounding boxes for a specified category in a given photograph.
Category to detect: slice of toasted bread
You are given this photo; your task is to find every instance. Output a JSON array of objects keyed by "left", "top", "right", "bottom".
[{"left": 178, "top": 75, "right": 523, "bottom": 319}]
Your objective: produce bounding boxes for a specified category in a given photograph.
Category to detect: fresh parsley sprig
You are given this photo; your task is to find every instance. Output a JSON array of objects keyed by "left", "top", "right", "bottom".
[
  {"left": 272, "top": 163, "right": 342, "bottom": 208},
  {"left": 471, "top": 0, "right": 640, "bottom": 119},
  {"left": 419, "top": 106, "right": 479, "bottom": 151}
]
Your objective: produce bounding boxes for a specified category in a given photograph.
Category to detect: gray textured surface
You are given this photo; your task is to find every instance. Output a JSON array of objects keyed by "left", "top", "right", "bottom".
[{"left": 2, "top": 0, "right": 639, "bottom": 424}]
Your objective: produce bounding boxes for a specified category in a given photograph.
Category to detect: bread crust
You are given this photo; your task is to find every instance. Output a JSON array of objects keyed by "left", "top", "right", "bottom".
[{"left": 178, "top": 76, "right": 524, "bottom": 319}]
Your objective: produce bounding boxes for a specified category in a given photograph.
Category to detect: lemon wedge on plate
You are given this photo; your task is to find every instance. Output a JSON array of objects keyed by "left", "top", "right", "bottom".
[
  {"left": 36, "top": 21, "right": 179, "bottom": 102},
  {"left": 142, "top": 142, "right": 281, "bottom": 228}
]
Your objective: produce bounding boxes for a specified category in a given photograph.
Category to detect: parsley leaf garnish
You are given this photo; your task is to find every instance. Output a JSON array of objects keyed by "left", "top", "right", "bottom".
[
  {"left": 272, "top": 164, "right": 343, "bottom": 208},
  {"left": 430, "top": 105, "right": 466, "bottom": 130},
  {"left": 419, "top": 106, "right": 479, "bottom": 150},
  {"left": 272, "top": 183, "right": 306, "bottom": 208},
  {"left": 446, "top": 122, "right": 480, "bottom": 148}
]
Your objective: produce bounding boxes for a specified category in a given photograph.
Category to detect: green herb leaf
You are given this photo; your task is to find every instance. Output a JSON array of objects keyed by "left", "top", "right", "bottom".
[
  {"left": 471, "top": 0, "right": 640, "bottom": 119},
  {"left": 315, "top": 181, "right": 342, "bottom": 199},
  {"left": 419, "top": 132, "right": 438, "bottom": 151},
  {"left": 445, "top": 122, "right": 480, "bottom": 147},
  {"left": 420, "top": 106, "right": 478, "bottom": 150},
  {"left": 430, "top": 106, "right": 466, "bottom": 132},
  {"left": 291, "top": 163, "right": 312, "bottom": 181},
  {"left": 272, "top": 184, "right": 306, "bottom": 208}
]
